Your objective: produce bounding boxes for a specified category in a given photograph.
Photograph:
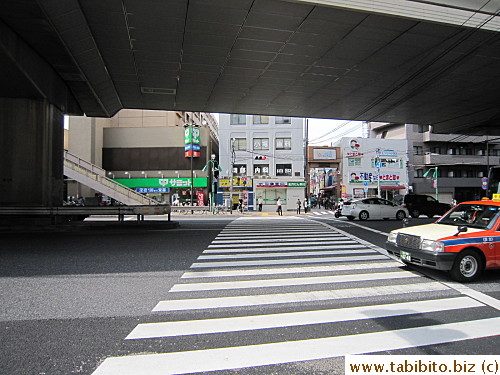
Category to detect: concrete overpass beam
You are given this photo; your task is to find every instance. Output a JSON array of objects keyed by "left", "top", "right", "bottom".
[{"left": 0, "top": 98, "right": 64, "bottom": 207}]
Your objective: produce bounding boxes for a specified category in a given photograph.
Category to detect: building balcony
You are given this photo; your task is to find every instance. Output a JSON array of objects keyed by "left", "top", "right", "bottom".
[
  {"left": 423, "top": 132, "right": 491, "bottom": 143},
  {"left": 423, "top": 153, "right": 494, "bottom": 166}
]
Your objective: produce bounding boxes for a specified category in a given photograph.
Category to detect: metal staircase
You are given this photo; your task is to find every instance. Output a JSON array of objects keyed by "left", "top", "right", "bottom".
[{"left": 63, "top": 151, "right": 158, "bottom": 206}]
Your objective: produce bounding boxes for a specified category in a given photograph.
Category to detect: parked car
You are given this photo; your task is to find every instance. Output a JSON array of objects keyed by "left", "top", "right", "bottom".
[
  {"left": 400, "top": 194, "right": 451, "bottom": 218},
  {"left": 386, "top": 199, "right": 500, "bottom": 282},
  {"left": 343, "top": 197, "right": 408, "bottom": 221}
]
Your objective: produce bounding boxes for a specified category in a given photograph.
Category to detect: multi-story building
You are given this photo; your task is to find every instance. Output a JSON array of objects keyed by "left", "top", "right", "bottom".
[
  {"left": 369, "top": 123, "right": 500, "bottom": 203},
  {"left": 66, "top": 110, "right": 218, "bottom": 205},
  {"left": 218, "top": 114, "right": 306, "bottom": 211},
  {"left": 335, "top": 137, "right": 409, "bottom": 201}
]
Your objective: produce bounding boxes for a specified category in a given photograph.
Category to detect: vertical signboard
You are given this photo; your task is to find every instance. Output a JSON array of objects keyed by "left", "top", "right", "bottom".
[{"left": 184, "top": 126, "right": 201, "bottom": 157}]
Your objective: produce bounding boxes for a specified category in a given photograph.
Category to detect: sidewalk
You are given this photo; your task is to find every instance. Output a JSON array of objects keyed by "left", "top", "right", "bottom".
[{"left": 170, "top": 208, "right": 322, "bottom": 217}]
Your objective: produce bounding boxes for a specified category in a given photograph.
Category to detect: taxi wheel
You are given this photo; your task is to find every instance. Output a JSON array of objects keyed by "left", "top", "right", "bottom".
[
  {"left": 449, "top": 249, "right": 483, "bottom": 282},
  {"left": 359, "top": 211, "right": 369, "bottom": 221}
]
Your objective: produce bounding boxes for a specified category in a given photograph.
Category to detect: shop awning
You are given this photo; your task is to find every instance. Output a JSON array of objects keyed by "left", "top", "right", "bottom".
[
  {"left": 320, "top": 185, "right": 336, "bottom": 191},
  {"left": 381, "top": 185, "right": 405, "bottom": 190}
]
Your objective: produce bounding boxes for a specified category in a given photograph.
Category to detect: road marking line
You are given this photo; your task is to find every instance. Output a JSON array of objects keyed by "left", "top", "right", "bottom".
[
  {"left": 181, "top": 261, "right": 402, "bottom": 278},
  {"left": 211, "top": 236, "right": 344, "bottom": 244},
  {"left": 216, "top": 230, "right": 332, "bottom": 238},
  {"left": 191, "top": 254, "right": 389, "bottom": 268},
  {"left": 203, "top": 243, "right": 360, "bottom": 253},
  {"left": 153, "top": 282, "right": 449, "bottom": 311},
  {"left": 170, "top": 271, "right": 417, "bottom": 292},
  {"left": 127, "top": 297, "right": 482, "bottom": 339},
  {"left": 198, "top": 248, "right": 374, "bottom": 260},
  {"left": 93, "top": 318, "right": 500, "bottom": 375},
  {"left": 208, "top": 241, "right": 360, "bottom": 248}
]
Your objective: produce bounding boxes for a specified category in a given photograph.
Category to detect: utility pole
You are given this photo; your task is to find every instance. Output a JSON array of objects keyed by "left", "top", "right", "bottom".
[
  {"left": 229, "top": 138, "right": 235, "bottom": 214},
  {"left": 376, "top": 148, "right": 381, "bottom": 198}
]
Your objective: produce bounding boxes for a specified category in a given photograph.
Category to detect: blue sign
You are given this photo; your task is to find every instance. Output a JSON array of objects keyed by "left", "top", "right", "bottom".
[
  {"left": 184, "top": 144, "right": 201, "bottom": 151},
  {"left": 136, "top": 187, "right": 170, "bottom": 193}
]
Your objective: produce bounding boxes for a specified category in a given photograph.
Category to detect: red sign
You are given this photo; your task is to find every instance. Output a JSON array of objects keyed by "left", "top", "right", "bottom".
[
  {"left": 196, "top": 191, "right": 204, "bottom": 206},
  {"left": 185, "top": 150, "right": 201, "bottom": 157}
]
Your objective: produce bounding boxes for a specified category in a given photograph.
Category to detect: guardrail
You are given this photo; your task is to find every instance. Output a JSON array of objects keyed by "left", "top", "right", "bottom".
[{"left": 0, "top": 205, "right": 171, "bottom": 222}]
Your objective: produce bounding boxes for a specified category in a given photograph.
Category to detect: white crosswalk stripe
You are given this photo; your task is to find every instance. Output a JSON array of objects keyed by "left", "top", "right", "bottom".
[
  {"left": 127, "top": 297, "right": 483, "bottom": 339},
  {"left": 92, "top": 217, "right": 500, "bottom": 375}
]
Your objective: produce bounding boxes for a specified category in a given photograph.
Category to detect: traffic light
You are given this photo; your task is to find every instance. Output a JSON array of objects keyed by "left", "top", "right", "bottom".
[{"left": 255, "top": 155, "right": 267, "bottom": 160}]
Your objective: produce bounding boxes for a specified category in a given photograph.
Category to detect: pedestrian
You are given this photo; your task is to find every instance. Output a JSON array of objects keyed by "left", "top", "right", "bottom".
[
  {"left": 238, "top": 198, "right": 244, "bottom": 213},
  {"left": 257, "top": 196, "right": 263, "bottom": 212},
  {"left": 304, "top": 198, "right": 309, "bottom": 213},
  {"left": 296, "top": 198, "right": 302, "bottom": 214},
  {"left": 276, "top": 197, "right": 283, "bottom": 216}
]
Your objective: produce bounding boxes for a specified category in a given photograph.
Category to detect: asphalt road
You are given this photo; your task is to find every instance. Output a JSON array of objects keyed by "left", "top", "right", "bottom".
[{"left": 1, "top": 211, "right": 499, "bottom": 375}]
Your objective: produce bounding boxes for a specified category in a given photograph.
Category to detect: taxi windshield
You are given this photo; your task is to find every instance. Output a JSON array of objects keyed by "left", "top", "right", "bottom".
[{"left": 438, "top": 204, "right": 500, "bottom": 230}]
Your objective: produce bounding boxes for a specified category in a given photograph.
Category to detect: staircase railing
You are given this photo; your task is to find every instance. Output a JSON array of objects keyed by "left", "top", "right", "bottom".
[{"left": 63, "top": 151, "right": 159, "bottom": 206}]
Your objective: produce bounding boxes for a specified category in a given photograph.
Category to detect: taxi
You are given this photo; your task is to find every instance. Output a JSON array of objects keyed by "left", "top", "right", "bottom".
[{"left": 386, "top": 199, "right": 500, "bottom": 282}]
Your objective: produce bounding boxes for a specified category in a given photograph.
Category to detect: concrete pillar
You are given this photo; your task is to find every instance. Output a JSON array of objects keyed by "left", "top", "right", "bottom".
[{"left": 0, "top": 98, "right": 64, "bottom": 206}]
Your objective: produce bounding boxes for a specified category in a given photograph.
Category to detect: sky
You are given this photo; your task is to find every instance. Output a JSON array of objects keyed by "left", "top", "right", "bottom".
[{"left": 306, "top": 118, "right": 364, "bottom": 146}]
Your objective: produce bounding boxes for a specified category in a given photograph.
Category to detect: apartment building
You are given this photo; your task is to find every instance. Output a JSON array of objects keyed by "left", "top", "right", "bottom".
[
  {"left": 218, "top": 114, "right": 306, "bottom": 211},
  {"left": 369, "top": 123, "right": 500, "bottom": 203}
]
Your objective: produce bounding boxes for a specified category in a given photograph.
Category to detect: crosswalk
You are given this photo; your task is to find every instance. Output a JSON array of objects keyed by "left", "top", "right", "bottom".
[{"left": 92, "top": 217, "right": 500, "bottom": 375}]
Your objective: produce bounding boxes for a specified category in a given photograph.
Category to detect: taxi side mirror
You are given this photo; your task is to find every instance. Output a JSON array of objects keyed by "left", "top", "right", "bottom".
[{"left": 454, "top": 226, "right": 468, "bottom": 236}]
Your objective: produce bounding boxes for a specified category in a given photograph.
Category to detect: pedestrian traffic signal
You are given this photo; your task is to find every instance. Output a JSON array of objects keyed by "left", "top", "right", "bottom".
[{"left": 255, "top": 156, "right": 267, "bottom": 160}]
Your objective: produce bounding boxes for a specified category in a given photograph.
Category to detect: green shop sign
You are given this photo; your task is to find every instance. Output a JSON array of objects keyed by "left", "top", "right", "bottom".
[
  {"left": 288, "top": 181, "right": 306, "bottom": 188},
  {"left": 114, "top": 178, "right": 208, "bottom": 188},
  {"left": 184, "top": 126, "right": 200, "bottom": 145}
]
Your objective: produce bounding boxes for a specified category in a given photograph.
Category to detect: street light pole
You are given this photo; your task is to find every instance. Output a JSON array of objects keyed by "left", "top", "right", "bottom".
[{"left": 423, "top": 166, "right": 439, "bottom": 201}]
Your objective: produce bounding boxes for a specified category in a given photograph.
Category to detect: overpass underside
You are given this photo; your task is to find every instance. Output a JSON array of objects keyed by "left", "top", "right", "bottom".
[{"left": 0, "top": 0, "right": 499, "bottom": 206}]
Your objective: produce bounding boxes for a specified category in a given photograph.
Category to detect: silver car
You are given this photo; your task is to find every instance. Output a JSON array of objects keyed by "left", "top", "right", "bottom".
[{"left": 343, "top": 197, "right": 408, "bottom": 221}]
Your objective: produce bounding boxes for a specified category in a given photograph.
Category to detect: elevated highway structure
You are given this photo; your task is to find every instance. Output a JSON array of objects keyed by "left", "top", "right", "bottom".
[{"left": 1, "top": 0, "right": 499, "bottom": 207}]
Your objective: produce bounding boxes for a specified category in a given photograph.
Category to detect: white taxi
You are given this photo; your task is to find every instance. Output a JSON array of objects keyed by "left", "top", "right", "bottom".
[{"left": 386, "top": 199, "right": 500, "bottom": 282}]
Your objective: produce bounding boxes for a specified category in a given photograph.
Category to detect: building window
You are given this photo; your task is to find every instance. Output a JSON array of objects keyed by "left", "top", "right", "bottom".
[
  {"left": 417, "top": 124, "right": 430, "bottom": 133},
  {"left": 233, "top": 138, "right": 247, "bottom": 150},
  {"left": 276, "top": 137, "right": 292, "bottom": 150},
  {"left": 253, "top": 115, "right": 269, "bottom": 124},
  {"left": 233, "top": 164, "right": 247, "bottom": 176},
  {"left": 430, "top": 146, "right": 441, "bottom": 154},
  {"left": 275, "top": 116, "right": 291, "bottom": 124},
  {"left": 413, "top": 146, "right": 423, "bottom": 155},
  {"left": 253, "top": 164, "right": 269, "bottom": 176},
  {"left": 230, "top": 114, "right": 246, "bottom": 125},
  {"left": 276, "top": 164, "right": 292, "bottom": 176},
  {"left": 348, "top": 158, "right": 361, "bottom": 167},
  {"left": 253, "top": 138, "right": 269, "bottom": 150},
  {"left": 414, "top": 169, "right": 424, "bottom": 178}
]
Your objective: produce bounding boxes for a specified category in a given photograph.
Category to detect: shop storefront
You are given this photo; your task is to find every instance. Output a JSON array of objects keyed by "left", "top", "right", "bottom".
[
  {"left": 254, "top": 180, "right": 306, "bottom": 212},
  {"left": 114, "top": 177, "right": 208, "bottom": 205},
  {"left": 218, "top": 177, "right": 253, "bottom": 210}
]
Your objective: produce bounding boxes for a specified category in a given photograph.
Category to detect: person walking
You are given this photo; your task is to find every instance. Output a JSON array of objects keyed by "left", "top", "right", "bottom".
[
  {"left": 257, "top": 196, "right": 263, "bottom": 212},
  {"left": 296, "top": 198, "right": 302, "bottom": 214},
  {"left": 276, "top": 197, "right": 283, "bottom": 216},
  {"left": 238, "top": 198, "right": 244, "bottom": 213}
]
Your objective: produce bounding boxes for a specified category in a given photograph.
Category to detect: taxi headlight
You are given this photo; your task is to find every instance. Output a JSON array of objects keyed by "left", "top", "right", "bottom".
[
  {"left": 420, "top": 239, "right": 445, "bottom": 253},
  {"left": 387, "top": 232, "right": 397, "bottom": 243}
]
